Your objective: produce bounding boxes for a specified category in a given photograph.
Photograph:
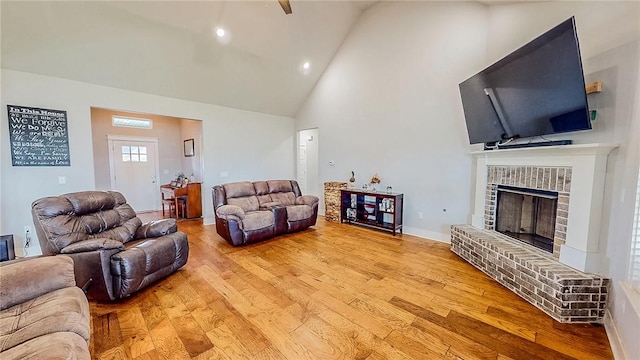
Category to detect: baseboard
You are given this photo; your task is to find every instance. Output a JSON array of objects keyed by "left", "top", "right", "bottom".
[
  {"left": 604, "top": 309, "right": 626, "bottom": 360},
  {"left": 403, "top": 226, "right": 449, "bottom": 243},
  {"left": 203, "top": 216, "right": 215, "bottom": 226}
]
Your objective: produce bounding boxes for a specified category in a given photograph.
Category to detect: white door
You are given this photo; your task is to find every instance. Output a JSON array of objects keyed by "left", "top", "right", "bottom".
[
  {"left": 298, "top": 143, "right": 307, "bottom": 193},
  {"left": 109, "top": 137, "right": 160, "bottom": 212},
  {"left": 297, "top": 129, "right": 319, "bottom": 197}
]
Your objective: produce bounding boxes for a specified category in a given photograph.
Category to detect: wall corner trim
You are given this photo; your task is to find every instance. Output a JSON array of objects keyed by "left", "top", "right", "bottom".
[{"left": 604, "top": 309, "right": 627, "bottom": 360}]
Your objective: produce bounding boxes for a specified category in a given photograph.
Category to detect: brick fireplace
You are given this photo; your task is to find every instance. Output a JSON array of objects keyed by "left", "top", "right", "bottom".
[
  {"left": 484, "top": 166, "right": 571, "bottom": 257},
  {"left": 451, "top": 143, "right": 617, "bottom": 323}
]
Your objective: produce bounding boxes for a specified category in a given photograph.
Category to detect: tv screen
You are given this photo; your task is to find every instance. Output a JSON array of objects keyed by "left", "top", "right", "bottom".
[{"left": 459, "top": 17, "right": 591, "bottom": 145}]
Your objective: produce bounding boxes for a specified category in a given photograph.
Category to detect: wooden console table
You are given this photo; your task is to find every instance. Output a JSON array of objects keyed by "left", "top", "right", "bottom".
[
  {"left": 160, "top": 182, "right": 202, "bottom": 219},
  {"left": 340, "top": 189, "right": 403, "bottom": 235}
]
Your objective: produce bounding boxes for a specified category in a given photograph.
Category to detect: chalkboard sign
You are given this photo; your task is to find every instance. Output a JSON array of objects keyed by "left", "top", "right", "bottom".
[{"left": 7, "top": 105, "right": 70, "bottom": 166}]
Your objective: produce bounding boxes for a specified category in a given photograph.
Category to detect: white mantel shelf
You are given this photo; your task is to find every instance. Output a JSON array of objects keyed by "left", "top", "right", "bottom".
[{"left": 471, "top": 143, "right": 619, "bottom": 157}]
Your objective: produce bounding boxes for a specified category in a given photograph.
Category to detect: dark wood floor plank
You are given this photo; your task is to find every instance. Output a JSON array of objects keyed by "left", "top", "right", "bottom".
[
  {"left": 389, "top": 296, "right": 499, "bottom": 360},
  {"left": 171, "top": 314, "right": 214, "bottom": 357},
  {"left": 444, "top": 311, "right": 574, "bottom": 360},
  {"left": 93, "top": 311, "right": 124, "bottom": 355}
]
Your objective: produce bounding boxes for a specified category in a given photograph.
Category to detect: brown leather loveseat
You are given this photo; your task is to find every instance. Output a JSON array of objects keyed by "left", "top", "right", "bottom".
[
  {"left": 212, "top": 180, "right": 319, "bottom": 246},
  {"left": 31, "top": 190, "right": 189, "bottom": 301}
]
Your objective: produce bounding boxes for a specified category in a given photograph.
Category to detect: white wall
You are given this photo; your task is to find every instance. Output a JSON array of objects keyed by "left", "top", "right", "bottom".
[
  {"left": 486, "top": 2, "right": 640, "bottom": 359},
  {"left": 295, "top": 1, "right": 489, "bottom": 241},
  {"left": 1, "top": 69, "right": 295, "bottom": 256},
  {"left": 180, "top": 119, "right": 203, "bottom": 183}
]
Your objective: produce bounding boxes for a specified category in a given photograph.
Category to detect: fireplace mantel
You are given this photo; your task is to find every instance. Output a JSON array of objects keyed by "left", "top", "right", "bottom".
[
  {"left": 470, "top": 143, "right": 618, "bottom": 274},
  {"left": 471, "top": 143, "right": 618, "bottom": 158}
]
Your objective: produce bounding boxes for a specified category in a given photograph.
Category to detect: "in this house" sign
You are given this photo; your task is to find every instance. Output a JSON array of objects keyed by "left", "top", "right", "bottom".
[{"left": 7, "top": 105, "right": 70, "bottom": 166}]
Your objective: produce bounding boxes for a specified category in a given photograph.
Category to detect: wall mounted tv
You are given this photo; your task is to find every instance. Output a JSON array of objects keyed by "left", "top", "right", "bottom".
[{"left": 459, "top": 17, "right": 591, "bottom": 146}]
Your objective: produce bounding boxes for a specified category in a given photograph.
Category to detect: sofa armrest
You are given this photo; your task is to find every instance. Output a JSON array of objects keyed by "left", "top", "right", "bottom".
[
  {"left": 60, "top": 238, "right": 125, "bottom": 254},
  {"left": 135, "top": 219, "right": 177, "bottom": 239},
  {"left": 216, "top": 205, "right": 246, "bottom": 220},
  {"left": 296, "top": 195, "right": 319, "bottom": 206},
  {"left": 0, "top": 256, "right": 76, "bottom": 310}
]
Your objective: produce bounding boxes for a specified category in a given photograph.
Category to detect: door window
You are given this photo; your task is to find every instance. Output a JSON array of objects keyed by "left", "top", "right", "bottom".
[{"left": 121, "top": 145, "right": 147, "bottom": 162}]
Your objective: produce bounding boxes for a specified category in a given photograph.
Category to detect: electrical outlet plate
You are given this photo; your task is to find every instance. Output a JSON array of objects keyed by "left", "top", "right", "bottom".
[{"left": 23, "top": 226, "right": 32, "bottom": 248}]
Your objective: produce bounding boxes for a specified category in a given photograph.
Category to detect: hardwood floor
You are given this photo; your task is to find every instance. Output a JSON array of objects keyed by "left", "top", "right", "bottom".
[{"left": 90, "top": 216, "right": 613, "bottom": 359}]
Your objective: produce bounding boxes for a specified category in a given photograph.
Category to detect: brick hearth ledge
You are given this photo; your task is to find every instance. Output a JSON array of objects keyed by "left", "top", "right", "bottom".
[{"left": 451, "top": 224, "right": 608, "bottom": 323}]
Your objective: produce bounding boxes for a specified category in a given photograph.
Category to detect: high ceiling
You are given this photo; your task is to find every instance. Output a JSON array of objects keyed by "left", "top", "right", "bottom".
[{"left": 1, "top": 1, "right": 378, "bottom": 117}]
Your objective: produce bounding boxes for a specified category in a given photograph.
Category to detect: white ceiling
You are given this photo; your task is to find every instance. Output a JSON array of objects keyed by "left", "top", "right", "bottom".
[{"left": 1, "top": 1, "right": 374, "bottom": 117}]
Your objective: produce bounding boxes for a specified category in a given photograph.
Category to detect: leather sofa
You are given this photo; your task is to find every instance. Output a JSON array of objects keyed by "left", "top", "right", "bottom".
[
  {"left": 31, "top": 191, "right": 189, "bottom": 301},
  {"left": 0, "top": 256, "right": 90, "bottom": 360},
  {"left": 212, "top": 180, "right": 319, "bottom": 246}
]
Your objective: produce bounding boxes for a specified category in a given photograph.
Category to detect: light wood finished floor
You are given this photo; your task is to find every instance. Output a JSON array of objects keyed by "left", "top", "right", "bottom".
[{"left": 90, "top": 216, "right": 613, "bottom": 359}]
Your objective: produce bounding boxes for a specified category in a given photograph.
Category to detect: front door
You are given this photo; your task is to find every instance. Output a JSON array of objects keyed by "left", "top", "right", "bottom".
[{"left": 109, "top": 137, "right": 159, "bottom": 212}]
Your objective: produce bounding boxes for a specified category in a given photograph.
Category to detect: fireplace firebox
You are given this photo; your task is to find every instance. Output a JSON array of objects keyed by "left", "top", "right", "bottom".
[{"left": 495, "top": 185, "right": 558, "bottom": 253}]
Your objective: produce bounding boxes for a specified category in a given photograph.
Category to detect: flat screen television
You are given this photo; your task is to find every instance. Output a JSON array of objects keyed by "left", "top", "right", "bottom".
[{"left": 459, "top": 17, "right": 591, "bottom": 145}]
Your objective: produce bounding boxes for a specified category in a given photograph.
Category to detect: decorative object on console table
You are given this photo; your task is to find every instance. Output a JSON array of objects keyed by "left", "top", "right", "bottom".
[
  {"left": 349, "top": 171, "right": 356, "bottom": 188},
  {"left": 369, "top": 173, "right": 381, "bottom": 192},
  {"left": 340, "top": 188, "right": 403, "bottom": 235},
  {"left": 324, "top": 182, "right": 347, "bottom": 222}
]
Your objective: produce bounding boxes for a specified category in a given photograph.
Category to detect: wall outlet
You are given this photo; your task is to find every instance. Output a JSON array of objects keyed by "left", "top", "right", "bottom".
[
  {"left": 418, "top": 212, "right": 423, "bottom": 220},
  {"left": 23, "top": 226, "right": 32, "bottom": 248},
  {"left": 58, "top": 176, "right": 66, "bottom": 184},
  {"left": 220, "top": 171, "right": 228, "bottom": 178}
]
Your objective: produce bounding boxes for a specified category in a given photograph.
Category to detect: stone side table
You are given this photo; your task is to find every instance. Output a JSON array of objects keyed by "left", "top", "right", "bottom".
[{"left": 324, "top": 182, "right": 347, "bottom": 222}]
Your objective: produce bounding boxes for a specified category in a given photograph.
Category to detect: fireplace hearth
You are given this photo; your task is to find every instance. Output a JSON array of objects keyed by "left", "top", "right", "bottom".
[{"left": 455, "top": 144, "right": 618, "bottom": 323}]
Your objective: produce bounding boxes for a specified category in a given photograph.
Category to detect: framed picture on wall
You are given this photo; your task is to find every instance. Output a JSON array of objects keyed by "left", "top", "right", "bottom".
[{"left": 184, "top": 138, "right": 194, "bottom": 157}]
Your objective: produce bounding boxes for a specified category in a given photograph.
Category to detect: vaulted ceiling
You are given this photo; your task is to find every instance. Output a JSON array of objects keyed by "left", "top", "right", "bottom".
[{"left": 1, "top": 1, "right": 378, "bottom": 117}]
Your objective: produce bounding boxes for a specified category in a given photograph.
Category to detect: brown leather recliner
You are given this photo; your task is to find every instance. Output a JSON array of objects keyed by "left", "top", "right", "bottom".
[
  {"left": 212, "top": 180, "right": 319, "bottom": 246},
  {"left": 31, "top": 191, "right": 189, "bottom": 301}
]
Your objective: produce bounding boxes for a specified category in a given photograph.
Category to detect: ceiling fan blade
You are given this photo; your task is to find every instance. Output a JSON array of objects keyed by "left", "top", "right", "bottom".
[{"left": 278, "top": 0, "right": 292, "bottom": 14}]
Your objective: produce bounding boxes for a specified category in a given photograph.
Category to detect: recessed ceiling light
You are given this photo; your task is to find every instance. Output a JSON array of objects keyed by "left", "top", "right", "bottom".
[
  {"left": 303, "top": 62, "right": 310, "bottom": 70},
  {"left": 216, "top": 28, "right": 225, "bottom": 38}
]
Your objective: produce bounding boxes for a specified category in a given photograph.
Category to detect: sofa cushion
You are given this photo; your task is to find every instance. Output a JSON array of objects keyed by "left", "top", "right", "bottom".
[
  {"left": 270, "top": 192, "right": 296, "bottom": 206},
  {"left": 1, "top": 331, "right": 90, "bottom": 360},
  {"left": 0, "top": 256, "right": 76, "bottom": 311},
  {"left": 243, "top": 211, "right": 274, "bottom": 231},
  {"left": 267, "top": 180, "right": 292, "bottom": 193},
  {"left": 253, "top": 181, "right": 269, "bottom": 195},
  {"left": 32, "top": 192, "right": 140, "bottom": 253},
  {"left": 0, "top": 286, "right": 90, "bottom": 352},
  {"left": 223, "top": 182, "right": 256, "bottom": 198},
  {"left": 260, "top": 202, "right": 281, "bottom": 210},
  {"left": 257, "top": 194, "right": 273, "bottom": 206},
  {"left": 286, "top": 205, "right": 314, "bottom": 222},
  {"left": 227, "top": 196, "right": 259, "bottom": 212}
]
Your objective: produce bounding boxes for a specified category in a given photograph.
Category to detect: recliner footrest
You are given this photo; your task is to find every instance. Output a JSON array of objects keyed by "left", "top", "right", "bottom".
[{"left": 110, "top": 232, "right": 188, "bottom": 298}]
